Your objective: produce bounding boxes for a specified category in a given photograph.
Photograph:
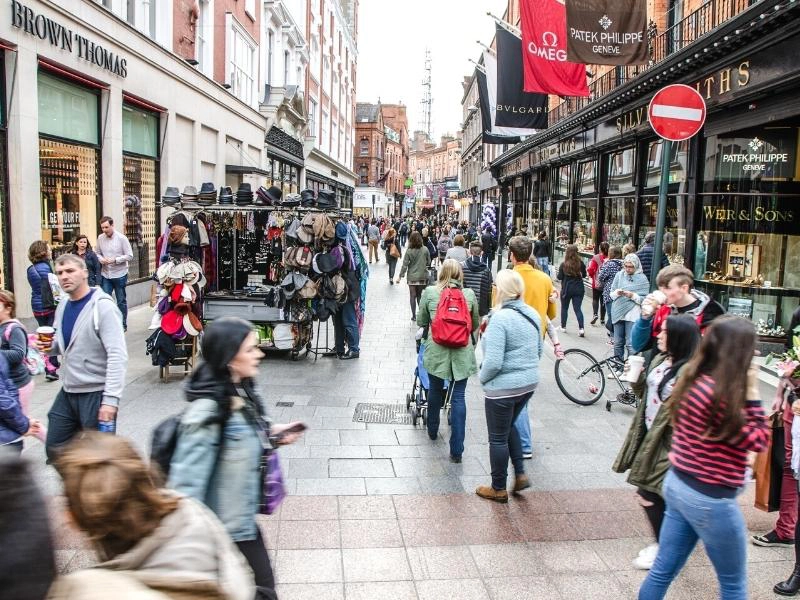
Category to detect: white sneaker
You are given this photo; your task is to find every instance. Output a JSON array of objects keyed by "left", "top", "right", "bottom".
[
  {"left": 556, "top": 326, "right": 566, "bottom": 333},
  {"left": 578, "top": 329, "right": 585, "bottom": 337},
  {"left": 632, "top": 544, "right": 659, "bottom": 570}
]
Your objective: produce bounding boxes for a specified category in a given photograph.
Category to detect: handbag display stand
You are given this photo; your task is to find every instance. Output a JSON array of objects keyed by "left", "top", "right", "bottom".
[
  {"left": 160, "top": 337, "right": 197, "bottom": 382},
  {"left": 308, "top": 319, "right": 335, "bottom": 363}
]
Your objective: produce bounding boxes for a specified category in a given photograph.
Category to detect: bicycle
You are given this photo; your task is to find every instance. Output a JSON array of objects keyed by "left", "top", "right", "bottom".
[{"left": 554, "top": 348, "right": 639, "bottom": 411}]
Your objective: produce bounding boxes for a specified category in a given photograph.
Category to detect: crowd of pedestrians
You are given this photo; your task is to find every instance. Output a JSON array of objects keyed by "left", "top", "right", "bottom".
[{"left": 1, "top": 209, "right": 793, "bottom": 600}]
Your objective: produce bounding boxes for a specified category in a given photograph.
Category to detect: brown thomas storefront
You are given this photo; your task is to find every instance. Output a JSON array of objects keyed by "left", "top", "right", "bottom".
[{"left": 491, "top": 0, "right": 800, "bottom": 339}]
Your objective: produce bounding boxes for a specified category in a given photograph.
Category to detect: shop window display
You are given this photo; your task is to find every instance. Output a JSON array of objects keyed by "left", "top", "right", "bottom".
[
  {"left": 607, "top": 147, "right": 636, "bottom": 195},
  {"left": 39, "top": 139, "right": 100, "bottom": 256},
  {"left": 696, "top": 123, "right": 800, "bottom": 334},
  {"left": 577, "top": 160, "right": 597, "bottom": 197},
  {"left": 573, "top": 200, "right": 597, "bottom": 256},
  {"left": 553, "top": 199, "right": 570, "bottom": 266},
  {"left": 602, "top": 196, "right": 634, "bottom": 249},
  {"left": 123, "top": 156, "right": 157, "bottom": 281}
]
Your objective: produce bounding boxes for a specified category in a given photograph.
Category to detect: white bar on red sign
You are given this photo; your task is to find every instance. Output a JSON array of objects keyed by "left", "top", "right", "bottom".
[{"left": 650, "top": 105, "right": 704, "bottom": 121}]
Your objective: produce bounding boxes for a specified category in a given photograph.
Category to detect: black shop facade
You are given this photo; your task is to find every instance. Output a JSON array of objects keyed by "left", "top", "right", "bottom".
[{"left": 492, "top": 20, "right": 800, "bottom": 339}]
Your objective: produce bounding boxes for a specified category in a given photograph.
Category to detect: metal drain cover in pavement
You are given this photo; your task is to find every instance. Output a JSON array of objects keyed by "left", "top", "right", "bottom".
[
  {"left": 353, "top": 403, "right": 413, "bottom": 424},
  {"left": 276, "top": 401, "right": 294, "bottom": 407}
]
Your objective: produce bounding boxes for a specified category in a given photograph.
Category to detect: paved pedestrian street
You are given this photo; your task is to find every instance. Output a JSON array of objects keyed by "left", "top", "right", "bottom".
[{"left": 24, "top": 260, "right": 791, "bottom": 599}]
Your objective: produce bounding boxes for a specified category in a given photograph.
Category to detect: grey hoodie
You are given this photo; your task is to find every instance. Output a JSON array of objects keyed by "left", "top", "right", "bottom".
[{"left": 50, "top": 288, "right": 127, "bottom": 407}]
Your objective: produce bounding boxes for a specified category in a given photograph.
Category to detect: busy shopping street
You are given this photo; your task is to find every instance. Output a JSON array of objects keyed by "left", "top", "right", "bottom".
[{"left": 2, "top": 0, "right": 800, "bottom": 599}]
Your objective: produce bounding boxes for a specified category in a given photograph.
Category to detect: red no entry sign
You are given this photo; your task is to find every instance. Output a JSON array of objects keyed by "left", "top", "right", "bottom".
[{"left": 648, "top": 84, "right": 707, "bottom": 141}]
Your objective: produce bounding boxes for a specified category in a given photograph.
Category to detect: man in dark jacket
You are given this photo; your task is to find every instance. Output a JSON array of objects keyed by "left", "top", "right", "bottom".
[
  {"left": 461, "top": 242, "right": 493, "bottom": 317},
  {"left": 480, "top": 227, "right": 497, "bottom": 273},
  {"left": 637, "top": 231, "right": 669, "bottom": 282}
]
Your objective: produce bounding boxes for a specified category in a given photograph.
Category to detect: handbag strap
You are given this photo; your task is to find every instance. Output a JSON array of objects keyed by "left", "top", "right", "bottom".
[{"left": 502, "top": 305, "right": 541, "bottom": 338}]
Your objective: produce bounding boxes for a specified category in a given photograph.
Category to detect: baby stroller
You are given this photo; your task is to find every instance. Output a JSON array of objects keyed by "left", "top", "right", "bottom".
[{"left": 406, "top": 329, "right": 453, "bottom": 427}]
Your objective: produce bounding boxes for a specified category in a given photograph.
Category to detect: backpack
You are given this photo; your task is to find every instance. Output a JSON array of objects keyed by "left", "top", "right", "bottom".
[
  {"left": 2, "top": 321, "right": 45, "bottom": 375},
  {"left": 430, "top": 286, "right": 472, "bottom": 348},
  {"left": 399, "top": 223, "right": 408, "bottom": 235}
]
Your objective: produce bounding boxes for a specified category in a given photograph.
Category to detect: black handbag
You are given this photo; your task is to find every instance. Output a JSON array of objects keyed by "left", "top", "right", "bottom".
[{"left": 40, "top": 278, "right": 56, "bottom": 310}]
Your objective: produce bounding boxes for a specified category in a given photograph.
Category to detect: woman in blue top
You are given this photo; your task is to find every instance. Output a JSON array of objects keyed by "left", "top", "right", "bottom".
[
  {"left": 476, "top": 270, "right": 543, "bottom": 503},
  {"left": 26, "top": 241, "right": 58, "bottom": 381}
]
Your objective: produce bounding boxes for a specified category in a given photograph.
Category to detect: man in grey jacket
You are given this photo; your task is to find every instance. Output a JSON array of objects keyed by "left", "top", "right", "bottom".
[{"left": 40, "top": 254, "right": 127, "bottom": 462}]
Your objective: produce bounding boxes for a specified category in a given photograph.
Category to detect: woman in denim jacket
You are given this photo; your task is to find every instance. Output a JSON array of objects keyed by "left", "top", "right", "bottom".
[{"left": 169, "top": 317, "right": 303, "bottom": 600}]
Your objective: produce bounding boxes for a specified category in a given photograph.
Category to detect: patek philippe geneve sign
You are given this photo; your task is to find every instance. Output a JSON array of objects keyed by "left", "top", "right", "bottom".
[{"left": 11, "top": 0, "right": 128, "bottom": 78}]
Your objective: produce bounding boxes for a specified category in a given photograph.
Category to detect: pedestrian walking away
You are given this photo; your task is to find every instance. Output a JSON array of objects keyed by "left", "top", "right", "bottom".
[
  {"left": 598, "top": 246, "right": 624, "bottom": 337},
  {"left": 40, "top": 254, "right": 127, "bottom": 463},
  {"left": 396, "top": 231, "right": 431, "bottom": 320},
  {"left": 533, "top": 231, "right": 551, "bottom": 272},
  {"left": 382, "top": 227, "right": 402, "bottom": 284},
  {"left": 398, "top": 220, "right": 409, "bottom": 247},
  {"left": 480, "top": 227, "right": 497, "bottom": 273},
  {"left": 52, "top": 432, "right": 256, "bottom": 600},
  {"left": 445, "top": 234, "right": 469, "bottom": 263},
  {"left": 95, "top": 216, "right": 133, "bottom": 332},
  {"left": 461, "top": 241, "right": 493, "bottom": 317},
  {"left": 168, "top": 317, "right": 304, "bottom": 600},
  {"left": 637, "top": 231, "right": 670, "bottom": 282},
  {"left": 613, "top": 314, "right": 701, "bottom": 570},
  {"left": 557, "top": 244, "right": 588, "bottom": 335},
  {"left": 0, "top": 290, "right": 47, "bottom": 443},
  {"left": 476, "top": 270, "right": 542, "bottom": 503},
  {"left": 588, "top": 242, "right": 609, "bottom": 325},
  {"left": 638, "top": 316, "right": 769, "bottom": 600},
  {"left": 416, "top": 259, "right": 479, "bottom": 461},
  {"left": 367, "top": 219, "right": 381, "bottom": 264}
]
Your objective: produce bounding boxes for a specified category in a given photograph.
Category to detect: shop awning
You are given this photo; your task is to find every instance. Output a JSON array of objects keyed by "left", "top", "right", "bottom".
[
  {"left": 418, "top": 201, "right": 434, "bottom": 209},
  {"left": 226, "top": 164, "right": 270, "bottom": 177},
  {"left": 38, "top": 57, "right": 108, "bottom": 90}
]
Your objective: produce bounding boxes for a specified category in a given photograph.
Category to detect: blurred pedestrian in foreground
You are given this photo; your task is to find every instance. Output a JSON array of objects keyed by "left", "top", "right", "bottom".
[
  {"left": 638, "top": 316, "right": 769, "bottom": 600},
  {"left": 169, "top": 317, "right": 304, "bottom": 600},
  {"left": 49, "top": 432, "right": 254, "bottom": 600}
]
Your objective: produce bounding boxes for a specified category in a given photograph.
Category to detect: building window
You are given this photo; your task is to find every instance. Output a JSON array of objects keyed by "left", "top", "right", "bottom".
[
  {"left": 122, "top": 103, "right": 159, "bottom": 280},
  {"left": 284, "top": 50, "right": 290, "bottom": 86},
  {"left": 196, "top": 0, "right": 211, "bottom": 75},
  {"left": 359, "top": 137, "right": 368, "bottom": 156},
  {"left": 321, "top": 109, "right": 329, "bottom": 153},
  {"left": 229, "top": 17, "right": 256, "bottom": 106},
  {"left": 267, "top": 30, "right": 274, "bottom": 86},
  {"left": 308, "top": 99, "right": 317, "bottom": 137},
  {"left": 359, "top": 164, "right": 367, "bottom": 185}
]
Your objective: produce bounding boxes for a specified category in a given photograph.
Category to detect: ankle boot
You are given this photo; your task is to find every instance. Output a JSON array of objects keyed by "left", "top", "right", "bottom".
[
  {"left": 775, "top": 564, "right": 800, "bottom": 596},
  {"left": 476, "top": 485, "right": 508, "bottom": 503},
  {"left": 513, "top": 474, "right": 530, "bottom": 493}
]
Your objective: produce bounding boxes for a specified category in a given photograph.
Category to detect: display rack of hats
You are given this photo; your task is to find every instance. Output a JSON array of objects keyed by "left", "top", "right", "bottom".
[
  {"left": 146, "top": 260, "right": 207, "bottom": 380},
  {"left": 159, "top": 185, "right": 349, "bottom": 361}
]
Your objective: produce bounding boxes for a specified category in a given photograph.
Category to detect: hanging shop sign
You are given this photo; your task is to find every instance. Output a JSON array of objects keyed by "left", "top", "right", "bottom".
[
  {"left": 566, "top": 0, "right": 648, "bottom": 66},
  {"left": 495, "top": 26, "right": 549, "bottom": 130},
  {"left": 720, "top": 137, "right": 791, "bottom": 173},
  {"left": 11, "top": 0, "right": 128, "bottom": 77}
]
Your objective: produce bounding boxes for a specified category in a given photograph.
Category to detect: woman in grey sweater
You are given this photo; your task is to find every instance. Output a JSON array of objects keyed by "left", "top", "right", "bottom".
[
  {"left": 396, "top": 232, "right": 431, "bottom": 320},
  {"left": 476, "top": 270, "right": 543, "bottom": 503}
]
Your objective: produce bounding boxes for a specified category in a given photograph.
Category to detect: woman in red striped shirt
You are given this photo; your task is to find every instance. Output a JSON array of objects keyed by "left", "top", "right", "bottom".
[{"left": 639, "top": 316, "right": 769, "bottom": 600}]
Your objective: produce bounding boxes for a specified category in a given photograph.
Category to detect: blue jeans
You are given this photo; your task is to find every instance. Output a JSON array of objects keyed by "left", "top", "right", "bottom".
[
  {"left": 427, "top": 375, "right": 467, "bottom": 458},
  {"left": 560, "top": 294, "right": 584, "bottom": 329},
  {"left": 605, "top": 301, "right": 614, "bottom": 335},
  {"left": 487, "top": 391, "right": 533, "bottom": 489},
  {"left": 513, "top": 401, "right": 532, "bottom": 453},
  {"left": 334, "top": 301, "right": 360, "bottom": 354},
  {"left": 100, "top": 274, "right": 128, "bottom": 329},
  {"left": 46, "top": 389, "right": 105, "bottom": 463},
  {"left": 537, "top": 257, "right": 549, "bottom": 271},
  {"left": 613, "top": 319, "right": 634, "bottom": 361},
  {"left": 639, "top": 470, "right": 748, "bottom": 600}
]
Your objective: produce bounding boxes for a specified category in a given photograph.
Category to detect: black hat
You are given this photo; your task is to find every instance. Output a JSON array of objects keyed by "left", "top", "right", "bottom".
[
  {"left": 162, "top": 186, "right": 181, "bottom": 206},
  {"left": 265, "top": 186, "right": 282, "bottom": 204},
  {"left": 218, "top": 186, "right": 233, "bottom": 204},
  {"left": 300, "top": 189, "right": 316, "bottom": 207},
  {"left": 317, "top": 189, "right": 337, "bottom": 209},
  {"left": 199, "top": 182, "right": 217, "bottom": 196},
  {"left": 236, "top": 183, "right": 253, "bottom": 205}
]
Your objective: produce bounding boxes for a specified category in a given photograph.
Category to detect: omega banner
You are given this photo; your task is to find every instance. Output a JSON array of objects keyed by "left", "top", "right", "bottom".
[{"left": 565, "top": 0, "right": 648, "bottom": 65}]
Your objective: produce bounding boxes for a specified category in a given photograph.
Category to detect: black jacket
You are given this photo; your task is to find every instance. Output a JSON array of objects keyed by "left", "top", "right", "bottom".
[
  {"left": 462, "top": 257, "right": 493, "bottom": 317},
  {"left": 533, "top": 239, "right": 551, "bottom": 259},
  {"left": 557, "top": 261, "right": 587, "bottom": 298},
  {"left": 481, "top": 233, "right": 497, "bottom": 258}
]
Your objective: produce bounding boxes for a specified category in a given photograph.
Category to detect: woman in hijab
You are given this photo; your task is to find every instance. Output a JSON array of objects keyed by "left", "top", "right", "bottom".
[
  {"left": 168, "top": 317, "right": 304, "bottom": 600},
  {"left": 610, "top": 254, "right": 650, "bottom": 365}
]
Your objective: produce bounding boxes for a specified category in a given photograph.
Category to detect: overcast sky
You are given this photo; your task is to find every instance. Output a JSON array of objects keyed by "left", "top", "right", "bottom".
[{"left": 356, "top": 0, "right": 508, "bottom": 140}]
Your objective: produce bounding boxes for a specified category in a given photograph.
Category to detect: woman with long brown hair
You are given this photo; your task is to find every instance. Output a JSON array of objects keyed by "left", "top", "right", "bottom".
[
  {"left": 638, "top": 316, "right": 769, "bottom": 600},
  {"left": 69, "top": 234, "right": 101, "bottom": 287},
  {"left": 51, "top": 432, "right": 254, "bottom": 599},
  {"left": 556, "top": 244, "right": 587, "bottom": 336}
]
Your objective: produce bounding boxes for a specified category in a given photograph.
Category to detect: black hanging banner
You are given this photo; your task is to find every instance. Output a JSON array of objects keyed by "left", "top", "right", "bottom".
[
  {"left": 494, "top": 25, "right": 549, "bottom": 129},
  {"left": 566, "top": 0, "right": 648, "bottom": 66},
  {"left": 476, "top": 69, "right": 520, "bottom": 145}
]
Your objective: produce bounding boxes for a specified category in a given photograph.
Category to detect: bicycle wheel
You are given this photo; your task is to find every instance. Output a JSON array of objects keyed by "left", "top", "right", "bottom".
[{"left": 554, "top": 349, "right": 606, "bottom": 405}]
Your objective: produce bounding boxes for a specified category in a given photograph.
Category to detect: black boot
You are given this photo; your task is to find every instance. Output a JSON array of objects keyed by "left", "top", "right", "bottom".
[{"left": 775, "top": 565, "right": 800, "bottom": 596}]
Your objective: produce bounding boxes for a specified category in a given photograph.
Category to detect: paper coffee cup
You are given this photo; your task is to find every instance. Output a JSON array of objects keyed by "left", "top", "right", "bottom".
[
  {"left": 36, "top": 326, "right": 55, "bottom": 349},
  {"left": 623, "top": 356, "right": 645, "bottom": 382}
]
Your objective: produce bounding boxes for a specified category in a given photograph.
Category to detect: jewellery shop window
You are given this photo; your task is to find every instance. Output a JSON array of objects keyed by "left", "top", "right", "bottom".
[
  {"left": 122, "top": 103, "right": 159, "bottom": 282},
  {"left": 695, "top": 123, "right": 800, "bottom": 335},
  {"left": 639, "top": 139, "right": 690, "bottom": 265},
  {"left": 553, "top": 199, "right": 571, "bottom": 267},
  {"left": 602, "top": 196, "right": 635, "bottom": 249},
  {"left": 38, "top": 72, "right": 100, "bottom": 256},
  {"left": 573, "top": 160, "right": 598, "bottom": 257},
  {"left": 606, "top": 147, "right": 636, "bottom": 195}
]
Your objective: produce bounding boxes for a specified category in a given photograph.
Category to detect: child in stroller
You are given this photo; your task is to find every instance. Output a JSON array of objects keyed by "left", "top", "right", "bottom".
[{"left": 406, "top": 327, "right": 453, "bottom": 427}]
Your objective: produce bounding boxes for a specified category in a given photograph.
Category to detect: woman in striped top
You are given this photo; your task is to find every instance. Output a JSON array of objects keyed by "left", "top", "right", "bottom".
[{"left": 639, "top": 316, "right": 769, "bottom": 600}]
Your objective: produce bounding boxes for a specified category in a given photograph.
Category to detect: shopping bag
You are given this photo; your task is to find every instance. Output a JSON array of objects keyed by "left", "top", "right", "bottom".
[
  {"left": 754, "top": 412, "right": 784, "bottom": 512},
  {"left": 259, "top": 451, "right": 287, "bottom": 515}
]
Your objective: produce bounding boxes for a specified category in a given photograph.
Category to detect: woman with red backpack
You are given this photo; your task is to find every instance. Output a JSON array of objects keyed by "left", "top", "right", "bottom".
[{"left": 416, "top": 259, "right": 480, "bottom": 463}]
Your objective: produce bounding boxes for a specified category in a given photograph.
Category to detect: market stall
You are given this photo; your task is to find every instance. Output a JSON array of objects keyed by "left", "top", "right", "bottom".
[{"left": 149, "top": 184, "right": 367, "bottom": 364}]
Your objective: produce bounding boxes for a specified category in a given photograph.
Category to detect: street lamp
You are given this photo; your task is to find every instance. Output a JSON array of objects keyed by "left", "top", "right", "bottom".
[{"left": 371, "top": 194, "right": 375, "bottom": 219}]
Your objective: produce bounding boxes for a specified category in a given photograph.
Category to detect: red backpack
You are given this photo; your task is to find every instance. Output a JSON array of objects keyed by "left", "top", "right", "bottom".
[{"left": 431, "top": 286, "right": 472, "bottom": 348}]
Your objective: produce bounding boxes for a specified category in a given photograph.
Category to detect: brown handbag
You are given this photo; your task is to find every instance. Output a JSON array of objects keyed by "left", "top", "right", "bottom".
[
  {"left": 754, "top": 411, "right": 782, "bottom": 512},
  {"left": 390, "top": 241, "right": 401, "bottom": 259}
]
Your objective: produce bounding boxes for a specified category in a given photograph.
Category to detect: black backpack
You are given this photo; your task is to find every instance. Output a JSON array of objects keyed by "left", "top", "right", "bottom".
[{"left": 150, "top": 411, "right": 223, "bottom": 479}]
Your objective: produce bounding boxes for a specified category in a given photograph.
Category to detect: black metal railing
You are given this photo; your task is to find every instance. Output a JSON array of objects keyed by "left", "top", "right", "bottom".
[{"left": 548, "top": 0, "right": 757, "bottom": 126}]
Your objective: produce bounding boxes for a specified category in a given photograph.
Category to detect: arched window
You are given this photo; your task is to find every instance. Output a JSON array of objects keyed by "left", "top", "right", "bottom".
[{"left": 359, "top": 138, "right": 369, "bottom": 156}]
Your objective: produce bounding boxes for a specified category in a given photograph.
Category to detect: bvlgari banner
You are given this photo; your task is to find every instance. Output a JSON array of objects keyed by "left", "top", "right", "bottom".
[
  {"left": 476, "top": 68, "right": 520, "bottom": 144},
  {"left": 494, "top": 25, "right": 548, "bottom": 129},
  {"left": 566, "top": 0, "right": 648, "bottom": 65},
  {"left": 520, "top": 0, "right": 589, "bottom": 97},
  {"left": 483, "top": 51, "right": 539, "bottom": 139}
]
